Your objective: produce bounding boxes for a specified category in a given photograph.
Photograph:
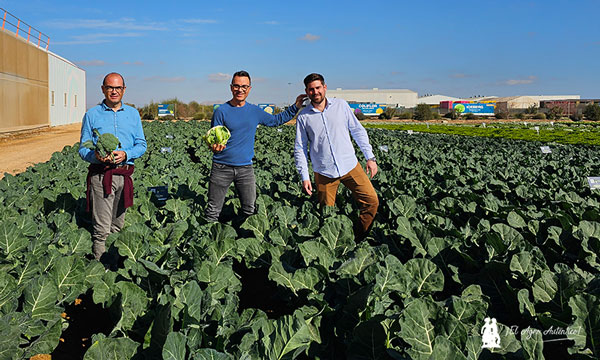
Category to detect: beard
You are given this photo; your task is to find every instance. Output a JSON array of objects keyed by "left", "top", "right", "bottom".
[{"left": 310, "top": 94, "right": 325, "bottom": 105}]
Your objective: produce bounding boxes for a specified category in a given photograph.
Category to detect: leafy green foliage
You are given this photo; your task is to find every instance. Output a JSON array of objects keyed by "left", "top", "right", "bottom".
[
  {"left": 202, "top": 125, "right": 231, "bottom": 147},
  {"left": 82, "top": 128, "right": 121, "bottom": 159},
  {"left": 365, "top": 122, "right": 600, "bottom": 146},
  {"left": 584, "top": 103, "right": 600, "bottom": 121},
  {"left": 1, "top": 121, "right": 600, "bottom": 358},
  {"left": 413, "top": 103, "right": 433, "bottom": 120}
]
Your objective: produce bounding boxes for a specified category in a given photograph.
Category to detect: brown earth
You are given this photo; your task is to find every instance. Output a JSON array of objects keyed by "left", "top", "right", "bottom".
[{"left": 0, "top": 123, "right": 82, "bottom": 179}]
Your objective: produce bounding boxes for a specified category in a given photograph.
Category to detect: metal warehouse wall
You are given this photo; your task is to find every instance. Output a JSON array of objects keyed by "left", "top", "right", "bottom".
[
  {"left": 0, "top": 28, "right": 49, "bottom": 132},
  {"left": 48, "top": 52, "right": 86, "bottom": 126},
  {"left": 327, "top": 89, "right": 419, "bottom": 108}
]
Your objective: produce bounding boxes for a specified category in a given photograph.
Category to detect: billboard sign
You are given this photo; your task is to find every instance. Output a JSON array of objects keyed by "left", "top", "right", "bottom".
[
  {"left": 349, "top": 103, "right": 387, "bottom": 116},
  {"left": 158, "top": 104, "right": 175, "bottom": 117},
  {"left": 453, "top": 103, "right": 495, "bottom": 115},
  {"left": 258, "top": 104, "right": 276, "bottom": 114}
]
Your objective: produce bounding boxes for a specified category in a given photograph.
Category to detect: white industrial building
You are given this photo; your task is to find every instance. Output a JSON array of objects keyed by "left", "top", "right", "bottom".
[
  {"left": 0, "top": 9, "right": 85, "bottom": 133},
  {"left": 48, "top": 51, "right": 86, "bottom": 126},
  {"left": 417, "top": 94, "right": 462, "bottom": 106},
  {"left": 494, "top": 96, "right": 539, "bottom": 112},
  {"left": 327, "top": 88, "right": 418, "bottom": 108},
  {"left": 525, "top": 95, "right": 580, "bottom": 102}
]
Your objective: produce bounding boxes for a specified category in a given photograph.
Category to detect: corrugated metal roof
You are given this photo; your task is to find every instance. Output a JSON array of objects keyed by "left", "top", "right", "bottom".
[
  {"left": 487, "top": 96, "right": 538, "bottom": 102},
  {"left": 330, "top": 88, "right": 417, "bottom": 94},
  {"left": 47, "top": 50, "right": 84, "bottom": 70}
]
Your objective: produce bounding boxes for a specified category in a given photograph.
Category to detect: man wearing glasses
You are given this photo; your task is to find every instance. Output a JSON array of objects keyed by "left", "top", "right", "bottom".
[
  {"left": 206, "top": 70, "right": 306, "bottom": 222},
  {"left": 79, "top": 72, "right": 147, "bottom": 265}
]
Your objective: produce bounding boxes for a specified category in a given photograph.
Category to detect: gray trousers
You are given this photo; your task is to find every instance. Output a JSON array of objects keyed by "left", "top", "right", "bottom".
[
  {"left": 90, "top": 173, "right": 126, "bottom": 260},
  {"left": 205, "top": 162, "right": 256, "bottom": 222}
]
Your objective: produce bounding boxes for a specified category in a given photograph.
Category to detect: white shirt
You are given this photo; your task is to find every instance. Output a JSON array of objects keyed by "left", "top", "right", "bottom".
[{"left": 294, "top": 97, "right": 375, "bottom": 181}]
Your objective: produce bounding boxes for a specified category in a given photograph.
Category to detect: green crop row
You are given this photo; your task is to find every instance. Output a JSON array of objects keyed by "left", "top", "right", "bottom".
[
  {"left": 364, "top": 123, "right": 600, "bottom": 146},
  {"left": 2, "top": 122, "right": 600, "bottom": 359}
]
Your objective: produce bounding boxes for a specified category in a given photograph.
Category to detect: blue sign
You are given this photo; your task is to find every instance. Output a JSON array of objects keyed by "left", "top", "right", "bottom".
[
  {"left": 158, "top": 104, "right": 175, "bottom": 117},
  {"left": 453, "top": 103, "right": 495, "bottom": 115},
  {"left": 349, "top": 103, "right": 387, "bottom": 116},
  {"left": 258, "top": 104, "right": 276, "bottom": 114}
]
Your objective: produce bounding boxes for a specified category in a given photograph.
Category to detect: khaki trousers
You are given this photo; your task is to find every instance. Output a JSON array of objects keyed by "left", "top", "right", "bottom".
[
  {"left": 90, "top": 173, "right": 126, "bottom": 260},
  {"left": 314, "top": 162, "right": 379, "bottom": 237}
]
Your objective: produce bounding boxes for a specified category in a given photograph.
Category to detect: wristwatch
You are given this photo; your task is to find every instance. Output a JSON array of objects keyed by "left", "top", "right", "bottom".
[{"left": 368, "top": 157, "right": 376, "bottom": 162}]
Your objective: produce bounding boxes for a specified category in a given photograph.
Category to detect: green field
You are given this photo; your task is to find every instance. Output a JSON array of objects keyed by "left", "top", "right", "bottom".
[
  {"left": 1, "top": 122, "right": 600, "bottom": 359},
  {"left": 364, "top": 121, "right": 600, "bottom": 146}
]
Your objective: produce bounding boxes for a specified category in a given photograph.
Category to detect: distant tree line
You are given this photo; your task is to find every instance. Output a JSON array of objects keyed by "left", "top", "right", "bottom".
[
  {"left": 131, "top": 99, "right": 287, "bottom": 121},
  {"left": 133, "top": 99, "right": 216, "bottom": 120},
  {"left": 131, "top": 100, "right": 600, "bottom": 122}
]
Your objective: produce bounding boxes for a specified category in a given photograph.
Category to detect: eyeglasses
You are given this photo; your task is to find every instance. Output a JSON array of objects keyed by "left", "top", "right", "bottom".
[
  {"left": 231, "top": 84, "right": 250, "bottom": 91},
  {"left": 104, "top": 86, "right": 124, "bottom": 93}
]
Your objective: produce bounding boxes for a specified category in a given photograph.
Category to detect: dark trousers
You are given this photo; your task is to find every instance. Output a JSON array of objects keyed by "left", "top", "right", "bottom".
[{"left": 205, "top": 162, "right": 256, "bottom": 222}]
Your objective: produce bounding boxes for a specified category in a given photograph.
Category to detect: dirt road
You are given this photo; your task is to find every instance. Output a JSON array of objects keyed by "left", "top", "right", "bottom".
[{"left": 0, "top": 123, "right": 81, "bottom": 179}]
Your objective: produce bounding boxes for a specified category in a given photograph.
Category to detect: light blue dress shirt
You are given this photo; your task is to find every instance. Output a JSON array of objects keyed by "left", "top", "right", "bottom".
[
  {"left": 79, "top": 101, "right": 147, "bottom": 165},
  {"left": 294, "top": 97, "right": 375, "bottom": 181}
]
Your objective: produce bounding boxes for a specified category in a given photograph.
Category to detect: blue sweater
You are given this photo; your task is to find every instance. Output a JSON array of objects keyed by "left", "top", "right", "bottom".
[{"left": 211, "top": 102, "right": 298, "bottom": 166}]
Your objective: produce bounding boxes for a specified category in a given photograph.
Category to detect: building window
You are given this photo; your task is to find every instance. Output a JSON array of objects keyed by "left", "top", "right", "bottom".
[
  {"left": 51, "top": 91, "right": 55, "bottom": 106},
  {"left": 64, "top": 93, "right": 67, "bottom": 107},
  {"left": 74, "top": 95, "right": 77, "bottom": 107}
]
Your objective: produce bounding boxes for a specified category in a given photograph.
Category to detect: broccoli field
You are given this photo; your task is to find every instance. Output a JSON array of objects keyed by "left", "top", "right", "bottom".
[{"left": 1, "top": 121, "right": 600, "bottom": 359}]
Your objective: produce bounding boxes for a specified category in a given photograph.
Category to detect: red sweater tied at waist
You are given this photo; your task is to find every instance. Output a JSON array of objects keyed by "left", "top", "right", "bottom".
[{"left": 86, "top": 163, "right": 135, "bottom": 212}]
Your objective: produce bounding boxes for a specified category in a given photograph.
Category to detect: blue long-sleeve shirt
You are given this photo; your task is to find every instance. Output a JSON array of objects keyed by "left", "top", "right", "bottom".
[
  {"left": 294, "top": 97, "right": 375, "bottom": 181},
  {"left": 211, "top": 102, "right": 299, "bottom": 166},
  {"left": 79, "top": 101, "right": 147, "bottom": 165}
]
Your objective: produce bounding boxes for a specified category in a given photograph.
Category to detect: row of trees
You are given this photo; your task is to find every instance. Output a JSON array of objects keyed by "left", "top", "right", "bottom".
[
  {"left": 132, "top": 99, "right": 600, "bottom": 122},
  {"left": 133, "top": 99, "right": 287, "bottom": 120},
  {"left": 134, "top": 99, "right": 216, "bottom": 120},
  {"left": 399, "top": 103, "right": 600, "bottom": 121}
]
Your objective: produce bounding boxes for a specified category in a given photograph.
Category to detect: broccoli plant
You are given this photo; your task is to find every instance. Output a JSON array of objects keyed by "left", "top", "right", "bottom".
[{"left": 83, "top": 128, "right": 120, "bottom": 161}]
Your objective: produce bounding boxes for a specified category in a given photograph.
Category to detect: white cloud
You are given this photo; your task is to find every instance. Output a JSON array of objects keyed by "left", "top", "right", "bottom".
[
  {"left": 52, "top": 32, "right": 142, "bottom": 45},
  {"left": 52, "top": 39, "right": 110, "bottom": 45},
  {"left": 451, "top": 73, "right": 472, "bottom": 79},
  {"left": 299, "top": 33, "right": 321, "bottom": 42},
  {"left": 208, "top": 73, "right": 230, "bottom": 82},
  {"left": 261, "top": 21, "right": 279, "bottom": 25},
  {"left": 75, "top": 60, "right": 106, "bottom": 66},
  {"left": 143, "top": 76, "right": 186, "bottom": 83},
  {"left": 43, "top": 19, "right": 167, "bottom": 31},
  {"left": 75, "top": 32, "right": 142, "bottom": 40},
  {"left": 123, "top": 61, "right": 144, "bottom": 66},
  {"left": 503, "top": 75, "right": 536, "bottom": 85},
  {"left": 181, "top": 18, "right": 218, "bottom": 24}
]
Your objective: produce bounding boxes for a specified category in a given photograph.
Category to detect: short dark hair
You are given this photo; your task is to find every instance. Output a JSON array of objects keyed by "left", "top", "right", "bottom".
[
  {"left": 103, "top": 72, "right": 125, "bottom": 87},
  {"left": 232, "top": 70, "right": 251, "bottom": 84},
  {"left": 303, "top": 73, "right": 324, "bottom": 87}
]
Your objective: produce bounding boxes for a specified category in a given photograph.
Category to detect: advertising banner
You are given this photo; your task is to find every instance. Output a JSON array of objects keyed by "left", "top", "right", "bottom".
[
  {"left": 158, "top": 104, "right": 175, "bottom": 117},
  {"left": 349, "top": 103, "right": 387, "bottom": 116},
  {"left": 453, "top": 103, "right": 495, "bottom": 115},
  {"left": 258, "top": 104, "right": 276, "bottom": 114}
]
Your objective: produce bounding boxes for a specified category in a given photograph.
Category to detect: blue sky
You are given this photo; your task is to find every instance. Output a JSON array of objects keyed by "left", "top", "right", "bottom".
[{"left": 2, "top": 0, "right": 599, "bottom": 109}]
